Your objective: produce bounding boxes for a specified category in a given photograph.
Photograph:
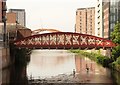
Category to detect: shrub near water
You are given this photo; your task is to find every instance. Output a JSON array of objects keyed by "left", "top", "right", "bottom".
[
  {"left": 96, "top": 55, "right": 113, "bottom": 67},
  {"left": 116, "top": 57, "right": 120, "bottom": 64},
  {"left": 111, "top": 57, "right": 120, "bottom": 72},
  {"left": 70, "top": 49, "right": 112, "bottom": 67}
]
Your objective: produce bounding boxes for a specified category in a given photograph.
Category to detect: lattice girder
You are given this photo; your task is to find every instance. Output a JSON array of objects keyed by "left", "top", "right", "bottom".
[{"left": 14, "top": 32, "right": 115, "bottom": 49}]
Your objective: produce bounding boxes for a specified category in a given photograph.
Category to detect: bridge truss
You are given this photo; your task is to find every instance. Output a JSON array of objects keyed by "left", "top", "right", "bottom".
[{"left": 14, "top": 32, "right": 115, "bottom": 49}]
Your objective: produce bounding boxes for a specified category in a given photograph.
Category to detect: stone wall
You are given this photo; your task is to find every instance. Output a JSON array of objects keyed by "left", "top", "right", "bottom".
[{"left": 0, "top": 47, "right": 10, "bottom": 69}]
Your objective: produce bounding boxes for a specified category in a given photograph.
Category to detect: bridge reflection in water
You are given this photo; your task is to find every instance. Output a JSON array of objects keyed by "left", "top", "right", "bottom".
[{"left": 1, "top": 50, "right": 120, "bottom": 84}]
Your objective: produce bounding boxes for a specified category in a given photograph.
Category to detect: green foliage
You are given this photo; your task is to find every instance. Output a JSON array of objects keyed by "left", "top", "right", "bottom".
[
  {"left": 70, "top": 49, "right": 112, "bottom": 67},
  {"left": 111, "top": 22, "right": 120, "bottom": 64},
  {"left": 111, "top": 22, "right": 120, "bottom": 44},
  {"left": 96, "top": 55, "right": 112, "bottom": 67},
  {"left": 69, "top": 49, "right": 81, "bottom": 53},
  {"left": 116, "top": 57, "right": 120, "bottom": 65},
  {"left": 112, "top": 45, "right": 120, "bottom": 61}
]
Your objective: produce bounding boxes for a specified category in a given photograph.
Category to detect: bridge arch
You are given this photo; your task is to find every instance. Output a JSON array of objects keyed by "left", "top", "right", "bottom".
[{"left": 32, "top": 28, "right": 61, "bottom": 35}]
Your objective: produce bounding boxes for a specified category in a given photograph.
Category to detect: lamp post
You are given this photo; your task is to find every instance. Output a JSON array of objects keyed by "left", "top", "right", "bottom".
[
  {"left": 2, "top": 0, "right": 7, "bottom": 46},
  {"left": 15, "top": 21, "right": 19, "bottom": 40},
  {"left": 2, "top": 0, "right": 7, "bottom": 47},
  {"left": 3, "top": 16, "right": 6, "bottom": 42}
]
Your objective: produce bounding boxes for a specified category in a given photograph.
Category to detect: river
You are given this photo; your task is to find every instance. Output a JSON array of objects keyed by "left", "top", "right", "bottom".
[{"left": 1, "top": 49, "right": 120, "bottom": 85}]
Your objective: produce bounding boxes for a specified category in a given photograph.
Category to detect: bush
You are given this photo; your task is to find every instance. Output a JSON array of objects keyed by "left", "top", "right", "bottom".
[
  {"left": 70, "top": 49, "right": 80, "bottom": 53},
  {"left": 70, "top": 49, "right": 112, "bottom": 67},
  {"left": 112, "top": 46, "right": 120, "bottom": 61},
  {"left": 116, "top": 57, "right": 120, "bottom": 64}
]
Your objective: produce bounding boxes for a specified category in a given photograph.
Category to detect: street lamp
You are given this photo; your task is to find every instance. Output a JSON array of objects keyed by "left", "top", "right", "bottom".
[{"left": 2, "top": 0, "right": 7, "bottom": 46}]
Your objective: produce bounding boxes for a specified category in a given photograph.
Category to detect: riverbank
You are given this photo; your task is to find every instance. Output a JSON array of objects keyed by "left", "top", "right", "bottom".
[
  {"left": 69, "top": 49, "right": 120, "bottom": 72},
  {"left": 2, "top": 49, "right": 120, "bottom": 85},
  {"left": 28, "top": 73, "right": 113, "bottom": 84}
]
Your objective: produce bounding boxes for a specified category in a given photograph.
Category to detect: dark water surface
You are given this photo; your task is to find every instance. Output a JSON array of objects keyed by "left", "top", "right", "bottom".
[{"left": 1, "top": 50, "right": 120, "bottom": 85}]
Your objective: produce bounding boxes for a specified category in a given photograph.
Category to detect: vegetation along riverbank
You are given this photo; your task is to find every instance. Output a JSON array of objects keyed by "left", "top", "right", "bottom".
[{"left": 70, "top": 22, "right": 120, "bottom": 72}]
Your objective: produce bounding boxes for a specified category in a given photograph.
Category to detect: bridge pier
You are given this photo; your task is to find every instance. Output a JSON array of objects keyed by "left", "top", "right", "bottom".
[
  {"left": 100, "top": 48, "right": 112, "bottom": 57},
  {"left": 0, "top": 47, "right": 10, "bottom": 69}
]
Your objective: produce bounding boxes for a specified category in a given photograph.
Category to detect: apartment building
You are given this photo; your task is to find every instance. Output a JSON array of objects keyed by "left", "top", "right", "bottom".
[
  {"left": 95, "top": 0, "right": 104, "bottom": 38},
  {"left": 6, "top": 12, "right": 17, "bottom": 23},
  {"left": 9, "top": 9, "right": 26, "bottom": 27},
  {"left": 96, "top": 0, "right": 120, "bottom": 39},
  {"left": 103, "top": 0, "right": 120, "bottom": 39},
  {"left": 0, "top": 1, "right": 2, "bottom": 22},
  {"left": 75, "top": 7, "right": 95, "bottom": 36}
]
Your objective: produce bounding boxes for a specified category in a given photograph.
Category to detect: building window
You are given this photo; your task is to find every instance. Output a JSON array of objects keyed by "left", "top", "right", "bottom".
[
  {"left": 91, "top": 31, "right": 92, "bottom": 34},
  {"left": 98, "top": 16, "right": 100, "bottom": 19},
  {"left": 76, "top": 12, "right": 78, "bottom": 15},
  {"left": 90, "top": 10, "right": 92, "bottom": 13},
  {"left": 91, "top": 24, "right": 92, "bottom": 27},
  {"left": 98, "top": 10, "right": 100, "bottom": 13},
  {"left": 98, "top": 4, "right": 100, "bottom": 7},
  {"left": 98, "top": 22, "right": 100, "bottom": 24},
  {"left": 80, "top": 12, "right": 81, "bottom": 15},
  {"left": 80, "top": 28, "right": 81, "bottom": 31}
]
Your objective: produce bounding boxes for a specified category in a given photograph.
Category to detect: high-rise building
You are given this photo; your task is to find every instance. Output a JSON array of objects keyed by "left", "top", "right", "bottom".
[
  {"left": 103, "top": 0, "right": 120, "bottom": 39},
  {"left": 95, "top": 0, "right": 104, "bottom": 38},
  {"left": 96, "top": 0, "right": 120, "bottom": 39},
  {"left": 0, "top": 1, "right": 6, "bottom": 23},
  {"left": 75, "top": 7, "right": 95, "bottom": 36},
  {"left": 9, "top": 9, "right": 26, "bottom": 27},
  {"left": 0, "top": 1, "right": 2, "bottom": 22},
  {"left": 0, "top": 0, "right": 11, "bottom": 70},
  {"left": 103, "top": 0, "right": 110, "bottom": 39},
  {"left": 6, "top": 12, "right": 17, "bottom": 23},
  {"left": 0, "top": 0, "right": 7, "bottom": 42}
]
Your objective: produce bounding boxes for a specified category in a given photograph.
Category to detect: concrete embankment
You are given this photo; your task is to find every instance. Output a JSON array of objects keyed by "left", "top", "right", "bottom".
[{"left": 0, "top": 47, "right": 10, "bottom": 69}]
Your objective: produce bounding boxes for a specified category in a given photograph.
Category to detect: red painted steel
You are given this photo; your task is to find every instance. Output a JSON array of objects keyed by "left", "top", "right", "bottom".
[{"left": 14, "top": 32, "right": 115, "bottom": 49}]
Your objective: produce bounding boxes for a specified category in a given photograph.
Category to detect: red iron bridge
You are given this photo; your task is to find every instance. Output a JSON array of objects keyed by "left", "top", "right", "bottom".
[{"left": 14, "top": 32, "right": 115, "bottom": 49}]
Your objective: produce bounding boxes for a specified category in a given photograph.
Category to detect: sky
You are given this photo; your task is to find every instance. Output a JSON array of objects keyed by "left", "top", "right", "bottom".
[{"left": 7, "top": 0, "right": 96, "bottom": 32}]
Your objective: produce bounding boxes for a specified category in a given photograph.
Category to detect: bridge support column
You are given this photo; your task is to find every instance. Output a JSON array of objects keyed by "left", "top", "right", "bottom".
[
  {"left": 100, "top": 48, "right": 112, "bottom": 58},
  {"left": 0, "top": 47, "right": 10, "bottom": 69},
  {"left": 85, "top": 48, "right": 112, "bottom": 58}
]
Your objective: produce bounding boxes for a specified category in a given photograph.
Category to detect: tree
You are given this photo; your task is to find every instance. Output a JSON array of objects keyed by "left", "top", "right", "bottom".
[{"left": 111, "top": 22, "right": 120, "bottom": 61}]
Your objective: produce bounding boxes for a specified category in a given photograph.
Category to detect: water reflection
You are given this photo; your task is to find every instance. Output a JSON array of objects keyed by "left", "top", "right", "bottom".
[
  {"left": 111, "top": 70, "right": 120, "bottom": 84},
  {"left": 1, "top": 50, "right": 120, "bottom": 84},
  {"left": 27, "top": 50, "right": 113, "bottom": 83},
  {"left": 75, "top": 55, "right": 113, "bottom": 83},
  {"left": 27, "top": 50, "right": 76, "bottom": 79}
]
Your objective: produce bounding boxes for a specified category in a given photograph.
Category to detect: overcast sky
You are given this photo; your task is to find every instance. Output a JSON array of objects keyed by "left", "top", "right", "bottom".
[{"left": 7, "top": 0, "right": 96, "bottom": 32}]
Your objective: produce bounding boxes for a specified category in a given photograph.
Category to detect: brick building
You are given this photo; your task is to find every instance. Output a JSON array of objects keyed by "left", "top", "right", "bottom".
[
  {"left": 103, "top": 0, "right": 120, "bottom": 39},
  {"left": 75, "top": 7, "right": 95, "bottom": 36}
]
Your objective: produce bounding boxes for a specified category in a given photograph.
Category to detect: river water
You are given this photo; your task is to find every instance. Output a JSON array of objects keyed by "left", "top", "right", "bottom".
[{"left": 1, "top": 50, "right": 120, "bottom": 85}]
